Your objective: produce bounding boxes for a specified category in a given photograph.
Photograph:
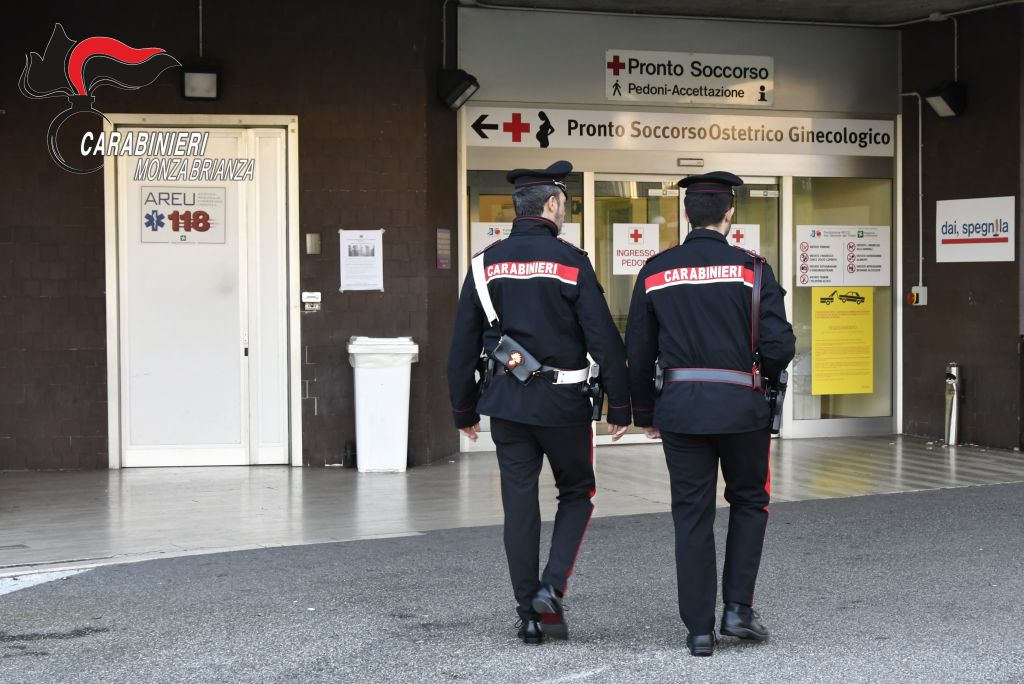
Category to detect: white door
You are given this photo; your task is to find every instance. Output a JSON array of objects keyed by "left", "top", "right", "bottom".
[{"left": 116, "top": 127, "right": 288, "bottom": 467}]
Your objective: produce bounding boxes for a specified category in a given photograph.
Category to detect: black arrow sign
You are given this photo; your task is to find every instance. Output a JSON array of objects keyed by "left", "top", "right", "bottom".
[{"left": 471, "top": 114, "right": 499, "bottom": 139}]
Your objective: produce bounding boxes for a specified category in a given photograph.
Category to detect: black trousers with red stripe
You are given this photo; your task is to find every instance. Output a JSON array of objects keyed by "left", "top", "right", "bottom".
[
  {"left": 661, "top": 428, "right": 771, "bottom": 634},
  {"left": 490, "top": 417, "right": 595, "bottom": 620}
]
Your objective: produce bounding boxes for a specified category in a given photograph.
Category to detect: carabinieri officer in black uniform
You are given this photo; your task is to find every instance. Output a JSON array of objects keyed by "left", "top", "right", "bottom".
[
  {"left": 625, "top": 171, "right": 795, "bottom": 657},
  {"left": 447, "top": 161, "right": 631, "bottom": 645}
]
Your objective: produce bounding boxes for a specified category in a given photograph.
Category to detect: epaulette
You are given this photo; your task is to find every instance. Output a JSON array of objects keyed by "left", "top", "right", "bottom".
[
  {"left": 472, "top": 239, "right": 503, "bottom": 258},
  {"left": 557, "top": 237, "right": 588, "bottom": 256},
  {"left": 645, "top": 243, "right": 680, "bottom": 265},
  {"left": 732, "top": 244, "right": 767, "bottom": 263}
]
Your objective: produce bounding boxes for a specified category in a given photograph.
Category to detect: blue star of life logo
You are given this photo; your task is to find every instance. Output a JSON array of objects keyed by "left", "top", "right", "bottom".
[{"left": 144, "top": 210, "right": 165, "bottom": 231}]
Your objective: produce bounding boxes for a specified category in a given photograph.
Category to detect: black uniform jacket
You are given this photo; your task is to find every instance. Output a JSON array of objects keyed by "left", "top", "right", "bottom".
[
  {"left": 447, "top": 216, "right": 631, "bottom": 429},
  {"left": 626, "top": 228, "right": 795, "bottom": 434}
]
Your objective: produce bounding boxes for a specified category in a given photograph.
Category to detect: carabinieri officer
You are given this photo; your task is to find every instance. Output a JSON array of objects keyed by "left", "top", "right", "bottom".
[
  {"left": 447, "top": 161, "right": 631, "bottom": 645},
  {"left": 625, "top": 171, "right": 795, "bottom": 657}
]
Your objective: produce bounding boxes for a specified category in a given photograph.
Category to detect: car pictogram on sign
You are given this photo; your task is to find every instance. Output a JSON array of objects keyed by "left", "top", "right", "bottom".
[{"left": 838, "top": 291, "right": 866, "bottom": 304}]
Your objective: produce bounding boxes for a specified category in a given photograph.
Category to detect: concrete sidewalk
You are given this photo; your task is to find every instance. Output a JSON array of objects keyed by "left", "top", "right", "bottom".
[
  {"left": 1, "top": 436, "right": 1022, "bottom": 576},
  {"left": 1, "top": 483, "right": 1022, "bottom": 683}
]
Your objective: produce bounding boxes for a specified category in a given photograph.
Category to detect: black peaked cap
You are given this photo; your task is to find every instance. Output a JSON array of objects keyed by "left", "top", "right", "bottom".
[
  {"left": 506, "top": 160, "right": 573, "bottom": 188},
  {"left": 678, "top": 171, "right": 743, "bottom": 194}
]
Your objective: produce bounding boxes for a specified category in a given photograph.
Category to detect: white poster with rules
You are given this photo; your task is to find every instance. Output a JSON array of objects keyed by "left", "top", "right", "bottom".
[
  {"left": 339, "top": 229, "right": 384, "bottom": 291},
  {"left": 796, "top": 226, "right": 890, "bottom": 287},
  {"left": 613, "top": 223, "right": 660, "bottom": 275},
  {"left": 935, "top": 196, "right": 1015, "bottom": 262}
]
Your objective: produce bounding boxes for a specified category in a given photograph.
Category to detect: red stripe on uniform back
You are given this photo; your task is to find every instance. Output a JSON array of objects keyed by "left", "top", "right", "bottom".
[
  {"left": 644, "top": 264, "right": 754, "bottom": 293},
  {"left": 485, "top": 260, "right": 580, "bottom": 284}
]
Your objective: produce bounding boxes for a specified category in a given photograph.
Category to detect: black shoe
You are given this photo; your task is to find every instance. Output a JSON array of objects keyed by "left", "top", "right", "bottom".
[
  {"left": 720, "top": 602, "right": 769, "bottom": 641},
  {"left": 531, "top": 584, "right": 568, "bottom": 640},
  {"left": 686, "top": 633, "right": 715, "bottom": 657},
  {"left": 516, "top": 618, "right": 544, "bottom": 645}
]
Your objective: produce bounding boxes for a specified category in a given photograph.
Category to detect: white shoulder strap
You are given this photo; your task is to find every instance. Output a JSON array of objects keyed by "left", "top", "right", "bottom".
[{"left": 471, "top": 253, "right": 499, "bottom": 327}]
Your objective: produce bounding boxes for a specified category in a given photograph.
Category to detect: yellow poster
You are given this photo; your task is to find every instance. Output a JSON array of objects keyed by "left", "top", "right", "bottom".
[{"left": 811, "top": 287, "right": 873, "bottom": 395}]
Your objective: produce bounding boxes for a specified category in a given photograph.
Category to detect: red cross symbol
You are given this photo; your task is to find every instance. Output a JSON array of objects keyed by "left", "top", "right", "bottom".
[
  {"left": 607, "top": 55, "right": 626, "bottom": 75},
  {"left": 629, "top": 228, "right": 644, "bottom": 243},
  {"left": 502, "top": 113, "right": 531, "bottom": 143},
  {"left": 732, "top": 229, "right": 744, "bottom": 243}
]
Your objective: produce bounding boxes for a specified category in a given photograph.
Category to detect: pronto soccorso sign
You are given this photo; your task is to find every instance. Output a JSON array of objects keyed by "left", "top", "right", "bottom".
[
  {"left": 466, "top": 107, "right": 894, "bottom": 157},
  {"left": 605, "top": 50, "right": 774, "bottom": 107}
]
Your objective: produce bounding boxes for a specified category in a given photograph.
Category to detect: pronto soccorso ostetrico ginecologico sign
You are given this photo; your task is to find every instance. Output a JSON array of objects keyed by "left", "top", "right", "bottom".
[
  {"left": 465, "top": 107, "right": 894, "bottom": 157},
  {"left": 604, "top": 50, "right": 774, "bottom": 107}
]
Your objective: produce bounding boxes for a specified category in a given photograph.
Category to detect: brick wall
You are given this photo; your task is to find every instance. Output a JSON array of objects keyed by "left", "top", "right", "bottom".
[
  {"left": 900, "top": 7, "right": 1022, "bottom": 448},
  {"left": 0, "top": 0, "right": 460, "bottom": 468}
]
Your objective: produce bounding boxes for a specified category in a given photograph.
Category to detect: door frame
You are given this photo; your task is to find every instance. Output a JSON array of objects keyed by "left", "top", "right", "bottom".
[{"left": 102, "top": 114, "right": 302, "bottom": 468}]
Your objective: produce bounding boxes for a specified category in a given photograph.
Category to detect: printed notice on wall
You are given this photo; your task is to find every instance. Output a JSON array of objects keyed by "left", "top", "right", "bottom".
[
  {"left": 935, "top": 196, "right": 1016, "bottom": 263},
  {"left": 469, "top": 222, "right": 581, "bottom": 255},
  {"left": 436, "top": 228, "right": 452, "bottom": 270},
  {"left": 811, "top": 286, "right": 873, "bottom": 395},
  {"left": 613, "top": 223, "right": 660, "bottom": 275},
  {"left": 727, "top": 224, "right": 760, "bottom": 255},
  {"left": 796, "top": 226, "right": 889, "bottom": 288},
  {"left": 141, "top": 186, "right": 226, "bottom": 244},
  {"left": 339, "top": 229, "right": 384, "bottom": 292}
]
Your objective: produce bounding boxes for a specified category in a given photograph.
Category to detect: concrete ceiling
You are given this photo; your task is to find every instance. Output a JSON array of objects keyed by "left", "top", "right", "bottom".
[{"left": 471, "top": 0, "right": 1008, "bottom": 26}]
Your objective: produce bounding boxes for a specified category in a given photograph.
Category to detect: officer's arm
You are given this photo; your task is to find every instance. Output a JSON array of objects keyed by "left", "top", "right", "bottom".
[
  {"left": 446, "top": 271, "right": 485, "bottom": 429},
  {"left": 758, "top": 264, "right": 796, "bottom": 380},
  {"left": 572, "top": 262, "right": 631, "bottom": 426},
  {"left": 625, "top": 270, "right": 659, "bottom": 427}
]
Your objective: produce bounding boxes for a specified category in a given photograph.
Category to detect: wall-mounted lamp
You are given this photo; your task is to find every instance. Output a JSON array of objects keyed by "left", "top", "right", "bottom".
[
  {"left": 182, "top": 67, "right": 219, "bottom": 100},
  {"left": 437, "top": 68, "right": 479, "bottom": 110},
  {"left": 924, "top": 82, "right": 967, "bottom": 117}
]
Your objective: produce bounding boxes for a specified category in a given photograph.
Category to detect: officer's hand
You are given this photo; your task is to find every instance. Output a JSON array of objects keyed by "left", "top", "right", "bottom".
[
  {"left": 643, "top": 426, "right": 661, "bottom": 440},
  {"left": 607, "top": 424, "right": 628, "bottom": 442},
  {"left": 460, "top": 423, "right": 481, "bottom": 442}
]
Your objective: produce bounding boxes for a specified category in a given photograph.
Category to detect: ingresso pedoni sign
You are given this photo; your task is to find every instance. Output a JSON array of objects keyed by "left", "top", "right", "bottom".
[{"left": 605, "top": 49, "right": 773, "bottom": 107}]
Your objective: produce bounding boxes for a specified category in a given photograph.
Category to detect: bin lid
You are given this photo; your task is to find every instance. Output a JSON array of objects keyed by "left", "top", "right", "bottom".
[{"left": 347, "top": 336, "right": 419, "bottom": 355}]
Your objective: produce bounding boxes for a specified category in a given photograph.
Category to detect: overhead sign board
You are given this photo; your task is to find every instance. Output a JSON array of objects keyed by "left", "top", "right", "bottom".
[
  {"left": 466, "top": 107, "right": 894, "bottom": 157},
  {"left": 605, "top": 49, "right": 773, "bottom": 107}
]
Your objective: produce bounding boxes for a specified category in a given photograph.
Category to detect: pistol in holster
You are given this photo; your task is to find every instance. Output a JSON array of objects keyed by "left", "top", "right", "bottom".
[
  {"left": 580, "top": 363, "right": 604, "bottom": 422},
  {"left": 765, "top": 370, "right": 789, "bottom": 435}
]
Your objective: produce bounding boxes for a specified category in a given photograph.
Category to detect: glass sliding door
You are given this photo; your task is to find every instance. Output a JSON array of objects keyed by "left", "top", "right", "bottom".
[{"left": 786, "top": 177, "right": 895, "bottom": 437}]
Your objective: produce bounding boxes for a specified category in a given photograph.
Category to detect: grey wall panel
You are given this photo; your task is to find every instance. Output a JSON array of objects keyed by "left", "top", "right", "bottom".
[{"left": 460, "top": 7, "right": 899, "bottom": 115}]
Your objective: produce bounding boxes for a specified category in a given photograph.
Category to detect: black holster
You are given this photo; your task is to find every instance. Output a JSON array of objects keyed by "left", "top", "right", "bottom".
[
  {"left": 653, "top": 363, "right": 664, "bottom": 396},
  {"left": 766, "top": 370, "right": 789, "bottom": 435}
]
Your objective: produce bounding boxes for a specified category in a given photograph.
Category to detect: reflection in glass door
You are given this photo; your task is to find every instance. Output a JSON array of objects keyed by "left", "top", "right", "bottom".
[
  {"left": 593, "top": 176, "right": 681, "bottom": 438},
  {"left": 787, "top": 177, "right": 894, "bottom": 437}
]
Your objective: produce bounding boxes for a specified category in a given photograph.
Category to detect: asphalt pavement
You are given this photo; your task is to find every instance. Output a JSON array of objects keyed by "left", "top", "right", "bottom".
[{"left": 2, "top": 483, "right": 1023, "bottom": 683}]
